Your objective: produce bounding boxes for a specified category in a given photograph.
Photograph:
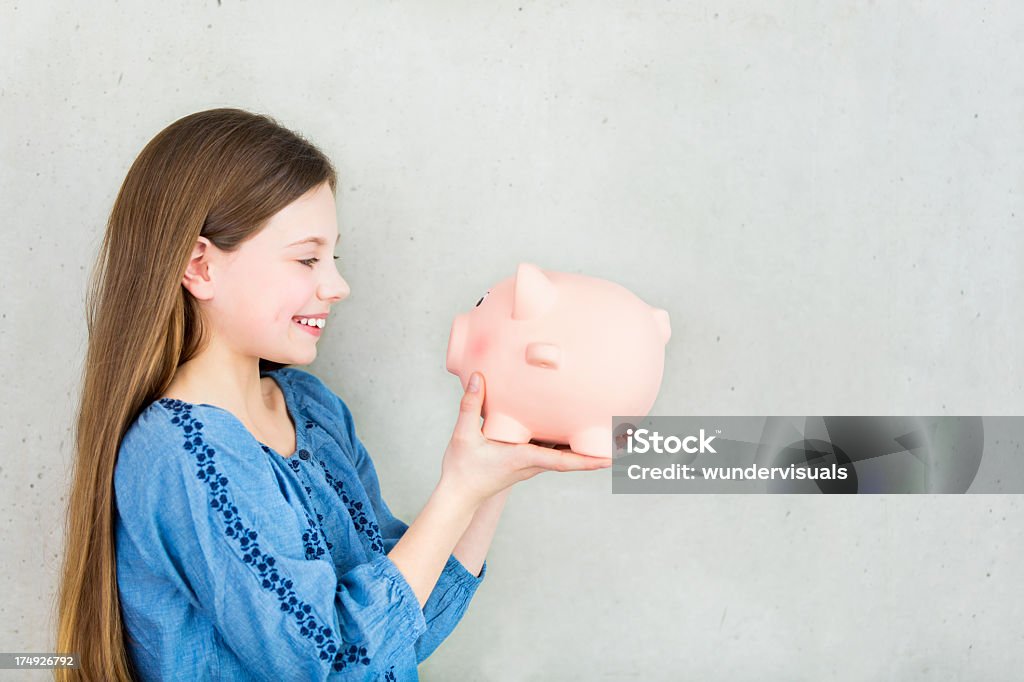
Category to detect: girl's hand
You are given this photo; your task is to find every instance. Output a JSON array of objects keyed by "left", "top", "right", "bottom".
[{"left": 440, "top": 372, "right": 612, "bottom": 508}]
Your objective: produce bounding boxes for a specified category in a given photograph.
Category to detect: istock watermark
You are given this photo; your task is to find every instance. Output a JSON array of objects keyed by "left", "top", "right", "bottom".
[
  {"left": 624, "top": 427, "right": 718, "bottom": 454},
  {"left": 611, "top": 416, "right": 1024, "bottom": 494}
]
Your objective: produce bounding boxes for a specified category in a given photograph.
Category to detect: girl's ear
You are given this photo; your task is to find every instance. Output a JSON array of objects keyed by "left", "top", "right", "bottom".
[{"left": 181, "top": 237, "right": 215, "bottom": 300}]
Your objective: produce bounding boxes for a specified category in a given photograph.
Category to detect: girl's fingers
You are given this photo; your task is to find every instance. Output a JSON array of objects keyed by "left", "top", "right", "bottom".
[
  {"left": 528, "top": 440, "right": 571, "bottom": 450},
  {"left": 519, "top": 443, "right": 612, "bottom": 471},
  {"left": 453, "top": 373, "right": 486, "bottom": 440}
]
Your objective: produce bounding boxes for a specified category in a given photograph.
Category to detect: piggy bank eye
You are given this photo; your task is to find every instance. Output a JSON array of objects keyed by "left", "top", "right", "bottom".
[{"left": 475, "top": 290, "right": 491, "bottom": 307}]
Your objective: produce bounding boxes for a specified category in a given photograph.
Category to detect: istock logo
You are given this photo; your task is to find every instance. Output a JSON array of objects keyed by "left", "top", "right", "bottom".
[{"left": 625, "top": 428, "right": 718, "bottom": 454}]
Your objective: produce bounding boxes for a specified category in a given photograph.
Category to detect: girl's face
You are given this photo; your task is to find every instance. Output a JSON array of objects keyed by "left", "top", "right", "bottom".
[{"left": 204, "top": 181, "right": 350, "bottom": 366}]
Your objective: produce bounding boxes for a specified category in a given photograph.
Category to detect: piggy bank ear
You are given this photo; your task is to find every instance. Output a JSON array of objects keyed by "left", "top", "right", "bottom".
[
  {"left": 512, "top": 263, "right": 556, "bottom": 320},
  {"left": 652, "top": 308, "right": 671, "bottom": 344}
]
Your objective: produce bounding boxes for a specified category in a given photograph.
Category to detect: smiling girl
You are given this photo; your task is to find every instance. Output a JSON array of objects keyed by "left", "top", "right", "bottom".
[{"left": 55, "top": 108, "right": 610, "bottom": 681}]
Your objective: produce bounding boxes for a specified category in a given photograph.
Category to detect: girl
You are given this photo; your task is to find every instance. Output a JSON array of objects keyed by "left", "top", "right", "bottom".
[{"left": 56, "top": 108, "right": 611, "bottom": 681}]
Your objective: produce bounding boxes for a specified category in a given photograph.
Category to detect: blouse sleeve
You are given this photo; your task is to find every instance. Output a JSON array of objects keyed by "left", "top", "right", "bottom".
[
  {"left": 120, "top": 402, "right": 428, "bottom": 681},
  {"left": 312, "top": 375, "right": 487, "bottom": 664}
]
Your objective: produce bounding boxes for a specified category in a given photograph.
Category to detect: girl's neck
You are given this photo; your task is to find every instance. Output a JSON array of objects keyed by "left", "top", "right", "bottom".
[{"left": 162, "top": 344, "right": 278, "bottom": 429}]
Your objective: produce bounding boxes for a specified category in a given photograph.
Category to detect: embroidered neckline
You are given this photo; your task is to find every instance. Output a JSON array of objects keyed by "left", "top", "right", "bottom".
[
  {"left": 156, "top": 369, "right": 386, "bottom": 557},
  {"left": 156, "top": 369, "right": 307, "bottom": 459}
]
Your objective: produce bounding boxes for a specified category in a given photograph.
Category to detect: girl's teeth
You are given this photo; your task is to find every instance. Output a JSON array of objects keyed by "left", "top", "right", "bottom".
[{"left": 296, "top": 318, "right": 325, "bottom": 328}]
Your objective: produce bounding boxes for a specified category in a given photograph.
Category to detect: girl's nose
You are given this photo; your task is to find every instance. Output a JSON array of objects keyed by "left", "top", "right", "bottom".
[{"left": 320, "top": 269, "right": 350, "bottom": 302}]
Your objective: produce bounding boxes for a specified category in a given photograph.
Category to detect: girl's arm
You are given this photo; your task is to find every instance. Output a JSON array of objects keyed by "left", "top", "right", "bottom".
[
  {"left": 318, "top": 378, "right": 497, "bottom": 662},
  {"left": 389, "top": 372, "right": 609, "bottom": 606},
  {"left": 386, "top": 480, "right": 507, "bottom": 663},
  {"left": 387, "top": 483, "right": 512, "bottom": 606},
  {"left": 386, "top": 477, "right": 481, "bottom": 608},
  {"left": 387, "top": 483, "right": 507, "bottom": 611},
  {"left": 451, "top": 487, "right": 511, "bottom": 578}
]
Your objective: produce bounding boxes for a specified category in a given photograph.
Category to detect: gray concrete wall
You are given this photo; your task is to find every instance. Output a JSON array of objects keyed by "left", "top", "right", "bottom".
[{"left": 2, "top": 2, "right": 1022, "bottom": 680}]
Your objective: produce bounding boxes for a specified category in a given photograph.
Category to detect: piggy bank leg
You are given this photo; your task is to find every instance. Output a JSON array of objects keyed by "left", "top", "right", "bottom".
[
  {"left": 482, "top": 413, "right": 533, "bottom": 444},
  {"left": 569, "top": 426, "right": 613, "bottom": 458}
]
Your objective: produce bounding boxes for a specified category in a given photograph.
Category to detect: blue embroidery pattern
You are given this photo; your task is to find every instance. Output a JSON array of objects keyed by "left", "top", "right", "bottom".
[
  {"left": 316, "top": 458, "right": 385, "bottom": 554},
  {"left": 158, "top": 399, "right": 369, "bottom": 674},
  {"left": 286, "top": 457, "right": 333, "bottom": 551},
  {"left": 301, "top": 510, "right": 326, "bottom": 561},
  {"left": 385, "top": 666, "right": 397, "bottom": 681}
]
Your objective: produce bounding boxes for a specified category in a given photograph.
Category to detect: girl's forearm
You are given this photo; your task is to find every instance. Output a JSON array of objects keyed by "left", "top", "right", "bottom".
[
  {"left": 387, "top": 479, "right": 479, "bottom": 608},
  {"left": 451, "top": 487, "right": 510, "bottom": 578}
]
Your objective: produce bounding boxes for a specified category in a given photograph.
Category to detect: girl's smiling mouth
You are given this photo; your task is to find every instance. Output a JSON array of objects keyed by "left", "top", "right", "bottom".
[{"left": 292, "top": 315, "right": 325, "bottom": 336}]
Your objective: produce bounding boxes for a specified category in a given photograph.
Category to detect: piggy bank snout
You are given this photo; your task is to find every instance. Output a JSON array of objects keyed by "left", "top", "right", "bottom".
[{"left": 446, "top": 314, "right": 468, "bottom": 376}]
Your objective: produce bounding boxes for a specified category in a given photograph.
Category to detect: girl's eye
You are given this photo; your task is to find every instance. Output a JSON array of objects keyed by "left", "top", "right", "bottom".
[
  {"left": 300, "top": 256, "right": 340, "bottom": 268},
  {"left": 475, "top": 290, "right": 491, "bottom": 307}
]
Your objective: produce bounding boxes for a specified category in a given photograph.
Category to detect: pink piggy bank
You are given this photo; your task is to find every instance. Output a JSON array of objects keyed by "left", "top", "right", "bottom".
[{"left": 446, "top": 263, "right": 671, "bottom": 457}]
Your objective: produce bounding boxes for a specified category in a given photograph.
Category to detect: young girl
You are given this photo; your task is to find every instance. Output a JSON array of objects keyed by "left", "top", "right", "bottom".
[{"left": 56, "top": 108, "right": 611, "bottom": 681}]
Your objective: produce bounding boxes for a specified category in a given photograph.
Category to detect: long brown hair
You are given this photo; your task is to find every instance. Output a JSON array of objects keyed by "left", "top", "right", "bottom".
[{"left": 56, "top": 108, "right": 337, "bottom": 681}]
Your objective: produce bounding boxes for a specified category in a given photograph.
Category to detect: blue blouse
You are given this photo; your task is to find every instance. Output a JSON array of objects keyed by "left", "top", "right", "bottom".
[{"left": 114, "top": 366, "right": 486, "bottom": 681}]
